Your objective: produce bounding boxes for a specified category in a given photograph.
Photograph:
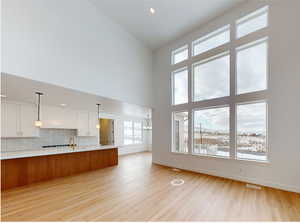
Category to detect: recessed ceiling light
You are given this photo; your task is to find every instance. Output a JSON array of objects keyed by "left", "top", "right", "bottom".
[
  {"left": 60, "top": 103, "right": 67, "bottom": 107},
  {"left": 0, "top": 94, "right": 7, "bottom": 98},
  {"left": 150, "top": 8, "right": 155, "bottom": 14}
]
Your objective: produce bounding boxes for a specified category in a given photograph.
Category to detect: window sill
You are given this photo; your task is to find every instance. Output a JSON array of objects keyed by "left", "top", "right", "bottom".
[{"left": 235, "top": 157, "right": 270, "bottom": 164}]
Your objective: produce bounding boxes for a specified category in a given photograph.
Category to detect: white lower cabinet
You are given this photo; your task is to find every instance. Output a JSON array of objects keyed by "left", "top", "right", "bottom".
[
  {"left": 77, "top": 111, "right": 98, "bottom": 137},
  {"left": 1, "top": 102, "right": 39, "bottom": 138}
]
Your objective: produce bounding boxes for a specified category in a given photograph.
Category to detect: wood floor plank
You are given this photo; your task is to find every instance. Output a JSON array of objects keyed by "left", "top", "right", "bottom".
[{"left": 1, "top": 152, "right": 300, "bottom": 221}]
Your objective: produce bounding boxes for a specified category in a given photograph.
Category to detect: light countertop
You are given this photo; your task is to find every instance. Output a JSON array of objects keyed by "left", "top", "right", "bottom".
[{"left": 1, "top": 145, "right": 118, "bottom": 160}]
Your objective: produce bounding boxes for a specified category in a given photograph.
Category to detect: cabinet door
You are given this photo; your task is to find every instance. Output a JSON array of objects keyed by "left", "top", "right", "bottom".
[
  {"left": 42, "top": 106, "right": 63, "bottom": 129},
  {"left": 88, "top": 112, "right": 99, "bottom": 137},
  {"left": 20, "top": 104, "right": 39, "bottom": 137},
  {"left": 1, "top": 102, "right": 19, "bottom": 137},
  {"left": 61, "top": 108, "right": 77, "bottom": 129},
  {"left": 77, "top": 111, "right": 89, "bottom": 136}
]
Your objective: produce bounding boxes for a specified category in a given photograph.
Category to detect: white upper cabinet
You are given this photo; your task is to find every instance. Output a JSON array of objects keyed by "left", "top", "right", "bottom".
[
  {"left": 77, "top": 111, "right": 89, "bottom": 136},
  {"left": 88, "top": 112, "right": 98, "bottom": 137},
  {"left": 19, "top": 104, "right": 39, "bottom": 137},
  {"left": 77, "top": 111, "right": 99, "bottom": 137},
  {"left": 41, "top": 106, "right": 77, "bottom": 129},
  {"left": 1, "top": 101, "right": 99, "bottom": 137},
  {"left": 1, "top": 102, "right": 39, "bottom": 138}
]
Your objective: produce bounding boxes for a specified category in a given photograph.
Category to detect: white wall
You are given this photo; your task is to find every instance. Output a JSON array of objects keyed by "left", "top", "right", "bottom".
[
  {"left": 1, "top": 0, "right": 153, "bottom": 106},
  {"left": 152, "top": 0, "right": 300, "bottom": 193}
]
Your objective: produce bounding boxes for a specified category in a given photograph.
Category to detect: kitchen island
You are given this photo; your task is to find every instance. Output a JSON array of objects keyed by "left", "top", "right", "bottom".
[{"left": 1, "top": 145, "right": 118, "bottom": 190}]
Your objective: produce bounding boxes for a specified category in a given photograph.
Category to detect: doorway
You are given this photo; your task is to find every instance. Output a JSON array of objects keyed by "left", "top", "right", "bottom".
[{"left": 99, "top": 118, "right": 114, "bottom": 145}]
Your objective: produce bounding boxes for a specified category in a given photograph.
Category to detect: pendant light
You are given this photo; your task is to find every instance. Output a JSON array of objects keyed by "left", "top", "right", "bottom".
[
  {"left": 143, "top": 114, "right": 152, "bottom": 130},
  {"left": 35, "top": 92, "right": 43, "bottom": 127},
  {"left": 96, "top": 103, "right": 101, "bottom": 129}
]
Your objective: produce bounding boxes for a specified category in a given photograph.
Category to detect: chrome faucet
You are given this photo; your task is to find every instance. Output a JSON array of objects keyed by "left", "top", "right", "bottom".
[{"left": 69, "top": 136, "right": 76, "bottom": 150}]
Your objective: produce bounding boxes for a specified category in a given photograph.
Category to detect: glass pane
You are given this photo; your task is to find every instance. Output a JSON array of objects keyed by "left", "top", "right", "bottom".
[
  {"left": 172, "top": 46, "right": 188, "bottom": 64},
  {"left": 124, "top": 139, "right": 133, "bottom": 145},
  {"left": 173, "top": 112, "right": 189, "bottom": 153},
  {"left": 237, "top": 7, "right": 268, "bottom": 38},
  {"left": 193, "top": 26, "right": 230, "bottom": 56},
  {"left": 124, "top": 121, "right": 132, "bottom": 128},
  {"left": 193, "top": 54, "right": 230, "bottom": 101},
  {"left": 134, "top": 122, "right": 142, "bottom": 144},
  {"left": 124, "top": 121, "right": 133, "bottom": 145},
  {"left": 134, "top": 122, "right": 142, "bottom": 130},
  {"left": 237, "top": 40, "right": 267, "bottom": 94},
  {"left": 173, "top": 68, "right": 188, "bottom": 105},
  {"left": 193, "top": 107, "right": 230, "bottom": 157},
  {"left": 237, "top": 102, "right": 267, "bottom": 161}
]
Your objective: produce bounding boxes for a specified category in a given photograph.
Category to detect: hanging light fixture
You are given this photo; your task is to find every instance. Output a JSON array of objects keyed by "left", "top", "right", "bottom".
[
  {"left": 143, "top": 114, "right": 152, "bottom": 130},
  {"left": 96, "top": 103, "right": 101, "bottom": 129},
  {"left": 35, "top": 92, "right": 43, "bottom": 127}
]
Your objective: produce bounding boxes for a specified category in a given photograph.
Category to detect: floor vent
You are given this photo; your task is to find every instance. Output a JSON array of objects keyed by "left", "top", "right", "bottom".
[
  {"left": 172, "top": 168, "right": 181, "bottom": 172},
  {"left": 170, "top": 179, "right": 185, "bottom": 186},
  {"left": 246, "top": 183, "right": 262, "bottom": 190}
]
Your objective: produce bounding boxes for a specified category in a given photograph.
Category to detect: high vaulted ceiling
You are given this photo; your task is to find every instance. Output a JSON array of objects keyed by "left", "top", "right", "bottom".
[{"left": 89, "top": 0, "right": 246, "bottom": 49}]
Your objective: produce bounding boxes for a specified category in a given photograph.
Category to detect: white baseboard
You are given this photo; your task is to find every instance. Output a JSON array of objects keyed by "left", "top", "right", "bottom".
[
  {"left": 153, "top": 160, "right": 300, "bottom": 194},
  {"left": 118, "top": 146, "right": 149, "bottom": 155}
]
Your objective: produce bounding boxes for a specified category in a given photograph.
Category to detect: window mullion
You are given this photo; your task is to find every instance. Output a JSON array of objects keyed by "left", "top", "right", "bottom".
[
  {"left": 132, "top": 122, "right": 135, "bottom": 144},
  {"left": 230, "top": 21, "right": 237, "bottom": 159},
  {"left": 188, "top": 45, "right": 193, "bottom": 154}
]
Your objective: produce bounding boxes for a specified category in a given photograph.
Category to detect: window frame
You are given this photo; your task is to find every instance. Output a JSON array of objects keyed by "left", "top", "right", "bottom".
[
  {"left": 235, "top": 100, "right": 268, "bottom": 162},
  {"left": 123, "top": 120, "right": 143, "bottom": 145},
  {"left": 170, "top": 5, "right": 270, "bottom": 163},
  {"left": 192, "top": 51, "right": 230, "bottom": 102},
  {"left": 172, "top": 110, "right": 189, "bottom": 154},
  {"left": 236, "top": 6, "right": 269, "bottom": 39},
  {"left": 192, "top": 25, "right": 230, "bottom": 57},
  {"left": 171, "top": 44, "right": 189, "bottom": 65},
  {"left": 171, "top": 66, "right": 189, "bottom": 106},
  {"left": 192, "top": 105, "right": 231, "bottom": 158},
  {"left": 235, "top": 37, "right": 269, "bottom": 95}
]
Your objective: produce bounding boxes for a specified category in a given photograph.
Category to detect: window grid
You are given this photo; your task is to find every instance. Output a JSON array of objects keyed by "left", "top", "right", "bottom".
[
  {"left": 123, "top": 121, "right": 143, "bottom": 145},
  {"left": 170, "top": 6, "right": 269, "bottom": 162}
]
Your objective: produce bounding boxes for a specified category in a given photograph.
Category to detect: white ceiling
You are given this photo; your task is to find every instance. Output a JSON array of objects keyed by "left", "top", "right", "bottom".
[{"left": 89, "top": 0, "right": 246, "bottom": 49}]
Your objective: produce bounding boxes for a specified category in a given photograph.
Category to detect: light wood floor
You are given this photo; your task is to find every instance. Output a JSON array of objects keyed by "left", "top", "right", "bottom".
[{"left": 1, "top": 152, "right": 300, "bottom": 221}]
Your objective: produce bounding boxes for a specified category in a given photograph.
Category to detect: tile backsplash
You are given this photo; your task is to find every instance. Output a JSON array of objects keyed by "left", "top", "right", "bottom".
[{"left": 1, "top": 129, "right": 98, "bottom": 152}]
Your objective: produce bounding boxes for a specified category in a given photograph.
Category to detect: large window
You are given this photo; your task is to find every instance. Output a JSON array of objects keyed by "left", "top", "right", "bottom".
[
  {"left": 236, "top": 39, "right": 268, "bottom": 94},
  {"left": 193, "top": 52, "right": 230, "bottom": 101},
  {"left": 193, "top": 107, "right": 230, "bottom": 157},
  {"left": 171, "top": 6, "right": 269, "bottom": 162},
  {"left": 236, "top": 6, "right": 268, "bottom": 38},
  {"left": 172, "top": 111, "right": 189, "bottom": 153},
  {"left": 192, "top": 25, "right": 230, "bottom": 56},
  {"left": 237, "top": 102, "right": 267, "bottom": 161},
  {"left": 172, "top": 68, "right": 188, "bottom": 105},
  {"left": 124, "top": 121, "right": 143, "bottom": 145},
  {"left": 172, "top": 45, "right": 188, "bottom": 64}
]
